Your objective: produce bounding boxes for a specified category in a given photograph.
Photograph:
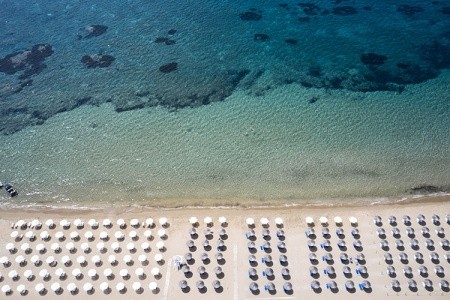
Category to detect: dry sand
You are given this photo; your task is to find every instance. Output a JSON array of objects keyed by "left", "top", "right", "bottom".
[{"left": 0, "top": 195, "right": 449, "bottom": 299}]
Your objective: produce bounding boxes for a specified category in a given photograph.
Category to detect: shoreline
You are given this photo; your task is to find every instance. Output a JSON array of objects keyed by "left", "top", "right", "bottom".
[{"left": 1, "top": 193, "right": 449, "bottom": 215}]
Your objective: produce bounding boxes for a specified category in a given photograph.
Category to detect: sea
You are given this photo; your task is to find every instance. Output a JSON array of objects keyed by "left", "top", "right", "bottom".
[{"left": 0, "top": 0, "right": 449, "bottom": 208}]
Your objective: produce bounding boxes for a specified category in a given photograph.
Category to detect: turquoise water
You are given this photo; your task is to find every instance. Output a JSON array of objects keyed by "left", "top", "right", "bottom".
[{"left": 0, "top": 1, "right": 449, "bottom": 206}]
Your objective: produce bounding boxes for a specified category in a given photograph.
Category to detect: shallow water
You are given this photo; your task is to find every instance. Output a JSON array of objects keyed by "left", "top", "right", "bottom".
[{"left": 0, "top": 1, "right": 449, "bottom": 207}]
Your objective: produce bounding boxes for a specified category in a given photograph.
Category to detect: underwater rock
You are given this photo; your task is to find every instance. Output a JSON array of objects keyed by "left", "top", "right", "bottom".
[
  {"left": 168, "top": 29, "right": 177, "bottom": 35},
  {"left": 419, "top": 41, "right": 450, "bottom": 68},
  {"left": 397, "top": 5, "right": 424, "bottom": 16},
  {"left": 239, "top": 11, "right": 262, "bottom": 21},
  {"left": 332, "top": 6, "right": 357, "bottom": 16},
  {"left": 155, "top": 37, "right": 176, "bottom": 45},
  {"left": 81, "top": 54, "right": 115, "bottom": 68},
  {"left": 285, "top": 39, "right": 298, "bottom": 45},
  {"left": 298, "top": 3, "right": 321, "bottom": 15},
  {"left": 0, "top": 43, "right": 53, "bottom": 77},
  {"left": 298, "top": 17, "right": 311, "bottom": 22},
  {"left": 254, "top": 33, "right": 269, "bottom": 41},
  {"left": 360, "top": 53, "right": 388, "bottom": 65},
  {"left": 279, "top": 3, "right": 289, "bottom": 9},
  {"left": 363, "top": 6, "right": 372, "bottom": 11},
  {"left": 409, "top": 185, "right": 443, "bottom": 194},
  {"left": 440, "top": 7, "right": 450, "bottom": 15},
  {"left": 84, "top": 25, "right": 108, "bottom": 37},
  {"left": 159, "top": 62, "right": 178, "bottom": 73},
  {"left": 396, "top": 63, "right": 410, "bottom": 69}
]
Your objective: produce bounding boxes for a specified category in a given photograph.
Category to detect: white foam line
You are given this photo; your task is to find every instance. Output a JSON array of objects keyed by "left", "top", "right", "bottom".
[
  {"left": 163, "top": 258, "right": 172, "bottom": 300},
  {"left": 234, "top": 243, "right": 238, "bottom": 300},
  {"left": 245, "top": 297, "right": 295, "bottom": 300}
]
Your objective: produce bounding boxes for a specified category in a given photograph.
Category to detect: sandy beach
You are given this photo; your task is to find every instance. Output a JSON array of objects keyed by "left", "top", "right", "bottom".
[{"left": 0, "top": 195, "right": 449, "bottom": 299}]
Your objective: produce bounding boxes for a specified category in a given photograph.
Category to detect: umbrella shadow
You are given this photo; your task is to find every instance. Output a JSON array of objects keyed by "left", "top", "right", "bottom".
[{"left": 214, "top": 286, "right": 223, "bottom": 293}]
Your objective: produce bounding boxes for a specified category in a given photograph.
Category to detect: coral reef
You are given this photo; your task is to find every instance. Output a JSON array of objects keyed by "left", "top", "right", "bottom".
[
  {"left": 0, "top": 44, "right": 53, "bottom": 77},
  {"left": 81, "top": 54, "right": 115, "bottom": 68},
  {"left": 159, "top": 62, "right": 178, "bottom": 73}
]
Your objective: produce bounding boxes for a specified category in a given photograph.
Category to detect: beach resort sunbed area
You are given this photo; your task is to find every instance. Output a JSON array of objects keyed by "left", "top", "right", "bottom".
[{"left": 0, "top": 197, "right": 449, "bottom": 299}]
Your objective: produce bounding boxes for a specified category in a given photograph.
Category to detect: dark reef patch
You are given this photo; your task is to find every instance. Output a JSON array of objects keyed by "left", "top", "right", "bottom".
[
  {"left": 254, "top": 34, "right": 270, "bottom": 41},
  {"left": 440, "top": 7, "right": 450, "bottom": 15},
  {"left": 363, "top": 6, "right": 372, "bottom": 11},
  {"left": 298, "top": 3, "right": 321, "bottom": 15},
  {"left": 0, "top": 43, "right": 53, "bottom": 78},
  {"left": 397, "top": 5, "right": 424, "bottom": 16},
  {"left": 409, "top": 185, "right": 445, "bottom": 194},
  {"left": 360, "top": 53, "right": 388, "bottom": 66},
  {"left": 168, "top": 29, "right": 177, "bottom": 35},
  {"left": 81, "top": 54, "right": 115, "bottom": 68},
  {"left": 239, "top": 11, "right": 262, "bottom": 21},
  {"left": 159, "top": 62, "right": 178, "bottom": 73},
  {"left": 419, "top": 40, "right": 450, "bottom": 69},
  {"left": 279, "top": 3, "right": 289, "bottom": 9},
  {"left": 332, "top": 6, "right": 357, "bottom": 16},
  {"left": 298, "top": 17, "right": 311, "bottom": 22},
  {"left": 285, "top": 39, "right": 298, "bottom": 45},
  {"left": 155, "top": 37, "right": 176, "bottom": 45}
]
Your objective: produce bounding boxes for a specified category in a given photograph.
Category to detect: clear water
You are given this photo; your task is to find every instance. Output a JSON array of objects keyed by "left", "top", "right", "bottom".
[{"left": 0, "top": 1, "right": 449, "bottom": 207}]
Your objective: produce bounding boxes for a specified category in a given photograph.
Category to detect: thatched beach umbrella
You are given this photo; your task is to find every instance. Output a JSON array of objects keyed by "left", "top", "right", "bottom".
[
  {"left": 248, "top": 255, "right": 256, "bottom": 263},
  {"left": 377, "top": 228, "right": 385, "bottom": 237},
  {"left": 202, "top": 240, "right": 209, "bottom": 249},
  {"left": 219, "top": 216, "right": 227, "bottom": 226},
  {"left": 408, "top": 279, "right": 417, "bottom": 288},
  {"left": 387, "top": 266, "right": 396, "bottom": 276},
  {"left": 281, "top": 268, "right": 290, "bottom": 276},
  {"left": 384, "top": 253, "right": 393, "bottom": 263},
  {"left": 395, "top": 239, "right": 404, "bottom": 249},
  {"left": 328, "top": 281, "right": 337, "bottom": 289},
  {"left": 212, "top": 280, "right": 221, "bottom": 289},
  {"left": 276, "top": 229, "right": 285, "bottom": 238},
  {"left": 334, "top": 216, "right": 342, "bottom": 225},
  {"left": 406, "top": 227, "right": 414, "bottom": 237},
  {"left": 249, "top": 282, "right": 258, "bottom": 291},
  {"left": 441, "top": 239, "right": 449, "bottom": 248},
  {"left": 283, "top": 282, "right": 293, "bottom": 291},
  {"left": 351, "top": 229, "right": 360, "bottom": 237},
  {"left": 265, "top": 268, "right": 274, "bottom": 277},
  {"left": 263, "top": 255, "right": 272, "bottom": 264},
  {"left": 215, "top": 252, "right": 223, "bottom": 261},
  {"left": 309, "top": 253, "right": 317, "bottom": 262},
  {"left": 447, "top": 214, "right": 450, "bottom": 225},
  {"left": 362, "top": 280, "right": 371, "bottom": 289},
  {"left": 399, "top": 252, "right": 408, "bottom": 261},
  {"left": 279, "top": 255, "right": 288, "bottom": 263},
  {"left": 337, "top": 240, "right": 346, "bottom": 249},
  {"left": 336, "top": 228, "right": 344, "bottom": 237},
  {"left": 435, "top": 227, "right": 445, "bottom": 236},
  {"left": 326, "top": 266, "right": 335, "bottom": 275},
  {"left": 196, "top": 280, "right": 204, "bottom": 290},
  {"left": 246, "top": 229, "right": 255, "bottom": 239},
  {"left": 423, "top": 279, "right": 433, "bottom": 288},
  {"left": 421, "top": 226, "right": 429, "bottom": 236},
  {"left": 189, "top": 217, "right": 198, "bottom": 226},
  {"left": 262, "top": 229, "right": 270, "bottom": 238},
  {"left": 305, "top": 228, "right": 315, "bottom": 238},
  {"left": 345, "top": 280, "right": 354, "bottom": 290},
  {"left": 323, "top": 253, "right": 333, "bottom": 261},
  {"left": 353, "top": 240, "right": 362, "bottom": 249},
  {"left": 204, "top": 217, "right": 213, "bottom": 226},
  {"left": 415, "top": 252, "right": 424, "bottom": 261},
  {"left": 417, "top": 214, "right": 426, "bottom": 225},
  {"left": 425, "top": 238, "right": 434, "bottom": 249},
  {"left": 340, "top": 253, "right": 349, "bottom": 263},
  {"left": 214, "top": 266, "right": 223, "bottom": 275},
  {"left": 391, "top": 227, "right": 400, "bottom": 237},
  {"left": 374, "top": 216, "right": 382, "bottom": 226},
  {"left": 440, "top": 280, "right": 449, "bottom": 289},
  {"left": 181, "top": 265, "right": 190, "bottom": 274},
  {"left": 278, "top": 242, "right": 286, "bottom": 250},
  {"left": 322, "top": 227, "right": 330, "bottom": 237},
  {"left": 308, "top": 240, "right": 315, "bottom": 249},
  {"left": 309, "top": 266, "right": 318, "bottom": 276},
  {"left": 403, "top": 215, "right": 411, "bottom": 225},
  {"left": 200, "top": 253, "right": 208, "bottom": 262},
  {"left": 219, "top": 229, "right": 227, "bottom": 237},
  {"left": 179, "top": 280, "right": 188, "bottom": 289},
  {"left": 197, "top": 266, "right": 206, "bottom": 275},
  {"left": 430, "top": 251, "right": 439, "bottom": 261},
  {"left": 380, "top": 239, "right": 388, "bottom": 249},
  {"left": 247, "top": 242, "right": 256, "bottom": 250},
  {"left": 391, "top": 279, "right": 400, "bottom": 288},
  {"left": 266, "top": 282, "right": 275, "bottom": 291},
  {"left": 435, "top": 265, "right": 444, "bottom": 276},
  {"left": 410, "top": 238, "right": 419, "bottom": 248},
  {"left": 322, "top": 240, "right": 331, "bottom": 248},
  {"left": 203, "top": 228, "right": 212, "bottom": 237},
  {"left": 248, "top": 268, "right": 257, "bottom": 277},
  {"left": 311, "top": 280, "right": 320, "bottom": 290},
  {"left": 263, "top": 241, "right": 271, "bottom": 250},
  {"left": 403, "top": 266, "right": 412, "bottom": 276},
  {"left": 343, "top": 266, "right": 351, "bottom": 275},
  {"left": 388, "top": 216, "right": 396, "bottom": 225}
]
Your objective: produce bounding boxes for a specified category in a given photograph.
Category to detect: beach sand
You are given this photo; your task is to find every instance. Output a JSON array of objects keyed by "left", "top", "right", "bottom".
[{"left": 0, "top": 195, "right": 449, "bottom": 299}]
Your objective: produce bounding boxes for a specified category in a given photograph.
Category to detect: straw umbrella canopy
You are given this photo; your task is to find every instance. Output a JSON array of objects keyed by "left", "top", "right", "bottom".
[
  {"left": 214, "top": 266, "right": 223, "bottom": 275},
  {"left": 279, "top": 255, "right": 288, "bottom": 263},
  {"left": 399, "top": 252, "right": 408, "bottom": 262},
  {"left": 391, "top": 279, "right": 400, "bottom": 288},
  {"left": 281, "top": 268, "right": 290, "bottom": 276},
  {"left": 322, "top": 227, "right": 330, "bottom": 237},
  {"left": 358, "top": 266, "right": 368, "bottom": 275},
  {"left": 266, "top": 282, "right": 275, "bottom": 291},
  {"left": 425, "top": 239, "right": 434, "bottom": 248},
  {"left": 248, "top": 268, "right": 257, "bottom": 277},
  {"left": 351, "top": 228, "right": 360, "bottom": 237},
  {"left": 328, "top": 281, "right": 337, "bottom": 289},
  {"left": 278, "top": 242, "right": 286, "bottom": 250},
  {"left": 435, "top": 227, "right": 445, "bottom": 236},
  {"left": 349, "top": 216, "right": 358, "bottom": 225},
  {"left": 308, "top": 240, "right": 315, "bottom": 249},
  {"left": 340, "top": 253, "right": 349, "bottom": 262},
  {"left": 395, "top": 239, "right": 404, "bottom": 249},
  {"left": 441, "top": 239, "right": 450, "bottom": 248},
  {"left": 319, "top": 217, "right": 328, "bottom": 225},
  {"left": 440, "top": 280, "right": 449, "bottom": 289},
  {"left": 323, "top": 240, "right": 331, "bottom": 248},
  {"left": 353, "top": 240, "right": 362, "bottom": 249},
  {"left": 417, "top": 214, "right": 426, "bottom": 224},
  {"left": 326, "top": 266, "right": 335, "bottom": 275},
  {"left": 415, "top": 252, "right": 424, "bottom": 261},
  {"left": 403, "top": 266, "right": 413, "bottom": 275},
  {"left": 198, "top": 266, "right": 206, "bottom": 275},
  {"left": 247, "top": 241, "right": 256, "bottom": 250},
  {"left": 262, "top": 229, "right": 270, "bottom": 237},
  {"left": 362, "top": 280, "right": 371, "bottom": 289},
  {"left": 408, "top": 279, "right": 417, "bottom": 288},
  {"left": 392, "top": 228, "right": 400, "bottom": 237},
  {"left": 276, "top": 229, "right": 285, "bottom": 238},
  {"left": 421, "top": 226, "right": 430, "bottom": 235},
  {"left": 99, "top": 282, "right": 109, "bottom": 292},
  {"left": 435, "top": 265, "right": 444, "bottom": 276},
  {"left": 204, "top": 217, "right": 212, "bottom": 226},
  {"left": 305, "top": 217, "right": 314, "bottom": 226},
  {"left": 283, "top": 282, "right": 293, "bottom": 291},
  {"left": 311, "top": 280, "right": 320, "bottom": 290},
  {"left": 145, "top": 218, "right": 154, "bottom": 227},
  {"left": 410, "top": 239, "right": 419, "bottom": 248},
  {"left": 130, "top": 218, "right": 139, "bottom": 228},
  {"left": 249, "top": 282, "right": 258, "bottom": 291},
  {"left": 263, "top": 241, "right": 271, "bottom": 249},
  {"left": 423, "top": 279, "right": 433, "bottom": 288},
  {"left": 373, "top": 216, "right": 382, "bottom": 226},
  {"left": 406, "top": 227, "right": 414, "bottom": 236},
  {"left": 403, "top": 215, "right": 411, "bottom": 225},
  {"left": 306, "top": 228, "right": 315, "bottom": 238},
  {"left": 384, "top": 253, "right": 393, "bottom": 262},
  {"left": 179, "top": 280, "right": 188, "bottom": 289},
  {"left": 196, "top": 280, "right": 205, "bottom": 289},
  {"left": 334, "top": 216, "right": 342, "bottom": 225},
  {"left": 447, "top": 214, "right": 450, "bottom": 224},
  {"left": 430, "top": 252, "right": 440, "bottom": 260},
  {"left": 323, "top": 253, "right": 333, "bottom": 261},
  {"left": 377, "top": 228, "right": 385, "bottom": 237},
  {"left": 309, "top": 266, "right": 318, "bottom": 276},
  {"left": 386, "top": 266, "right": 396, "bottom": 276},
  {"left": 337, "top": 240, "right": 346, "bottom": 249},
  {"left": 345, "top": 280, "right": 355, "bottom": 290},
  {"left": 260, "top": 217, "right": 269, "bottom": 226},
  {"left": 200, "top": 252, "right": 208, "bottom": 261},
  {"left": 265, "top": 268, "right": 274, "bottom": 277},
  {"left": 380, "top": 239, "right": 388, "bottom": 249},
  {"left": 309, "top": 253, "right": 317, "bottom": 262},
  {"left": 219, "top": 216, "right": 227, "bottom": 225},
  {"left": 248, "top": 254, "right": 257, "bottom": 263},
  {"left": 343, "top": 266, "right": 351, "bottom": 275},
  {"left": 212, "top": 280, "right": 221, "bottom": 289},
  {"left": 219, "top": 228, "right": 227, "bottom": 237}
]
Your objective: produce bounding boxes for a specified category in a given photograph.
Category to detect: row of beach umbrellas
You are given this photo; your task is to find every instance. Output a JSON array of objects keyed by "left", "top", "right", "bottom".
[
  {"left": 305, "top": 216, "right": 358, "bottom": 227},
  {"left": 375, "top": 214, "right": 449, "bottom": 227}
]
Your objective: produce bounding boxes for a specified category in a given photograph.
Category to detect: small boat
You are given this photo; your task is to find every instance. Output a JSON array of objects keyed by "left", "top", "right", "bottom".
[{"left": 2, "top": 182, "right": 18, "bottom": 197}]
